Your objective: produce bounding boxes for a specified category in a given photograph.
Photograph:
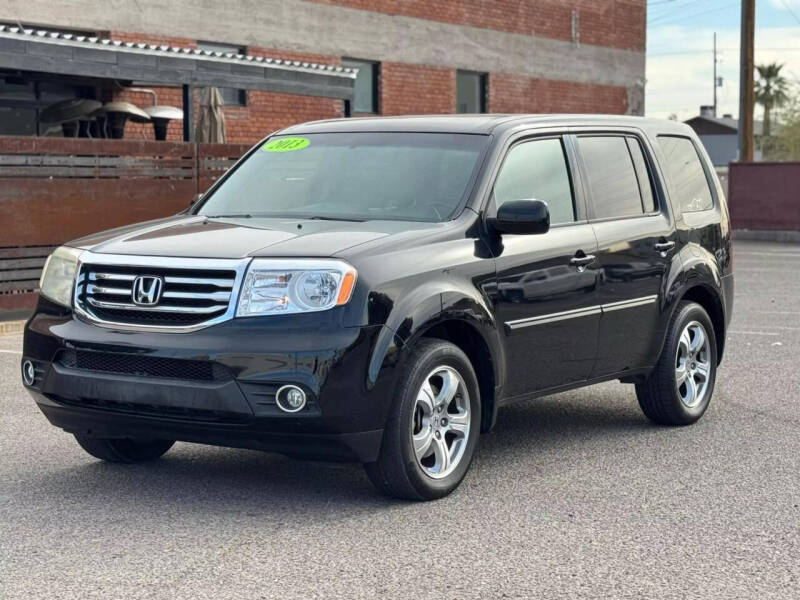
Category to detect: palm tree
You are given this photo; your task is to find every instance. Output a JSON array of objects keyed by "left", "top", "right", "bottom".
[{"left": 755, "top": 62, "right": 789, "bottom": 137}]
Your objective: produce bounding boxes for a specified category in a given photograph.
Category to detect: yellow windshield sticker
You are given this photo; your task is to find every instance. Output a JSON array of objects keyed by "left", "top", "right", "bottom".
[{"left": 262, "top": 137, "right": 310, "bottom": 152}]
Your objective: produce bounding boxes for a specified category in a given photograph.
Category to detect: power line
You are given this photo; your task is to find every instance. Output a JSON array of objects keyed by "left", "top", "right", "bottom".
[
  {"left": 647, "top": 0, "right": 709, "bottom": 20},
  {"left": 649, "top": 1, "right": 740, "bottom": 26},
  {"left": 777, "top": 0, "right": 800, "bottom": 26},
  {"left": 648, "top": 47, "right": 800, "bottom": 56}
]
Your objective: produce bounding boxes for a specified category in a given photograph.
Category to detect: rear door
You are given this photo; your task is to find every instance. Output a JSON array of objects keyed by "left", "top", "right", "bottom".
[
  {"left": 572, "top": 132, "right": 676, "bottom": 376},
  {"left": 490, "top": 134, "right": 600, "bottom": 396}
]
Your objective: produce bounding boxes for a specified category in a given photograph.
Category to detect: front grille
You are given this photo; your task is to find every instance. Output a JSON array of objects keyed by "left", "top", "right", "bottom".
[
  {"left": 58, "top": 349, "right": 233, "bottom": 382},
  {"left": 74, "top": 257, "right": 245, "bottom": 329}
]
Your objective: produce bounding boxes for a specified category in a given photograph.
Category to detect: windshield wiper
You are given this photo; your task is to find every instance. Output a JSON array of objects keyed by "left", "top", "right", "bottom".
[
  {"left": 307, "top": 215, "right": 366, "bottom": 223},
  {"left": 203, "top": 214, "right": 253, "bottom": 219}
]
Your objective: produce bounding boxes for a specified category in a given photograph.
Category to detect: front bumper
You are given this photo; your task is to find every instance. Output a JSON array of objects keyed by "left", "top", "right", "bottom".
[{"left": 22, "top": 300, "right": 396, "bottom": 462}]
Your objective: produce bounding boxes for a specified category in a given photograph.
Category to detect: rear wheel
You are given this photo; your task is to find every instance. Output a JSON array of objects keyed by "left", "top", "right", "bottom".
[
  {"left": 365, "top": 339, "right": 480, "bottom": 500},
  {"left": 74, "top": 436, "right": 174, "bottom": 463},
  {"left": 636, "top": 301, "right": 718, "bottom": 425}
]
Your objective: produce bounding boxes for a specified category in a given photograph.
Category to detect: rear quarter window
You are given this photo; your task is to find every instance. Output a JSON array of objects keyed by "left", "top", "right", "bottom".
[
  {"left": 657, "top": 135, "right": 714, "bottom": 213},
  {"left": 577, "top": 135, "right": 652, "bottom": 220}
]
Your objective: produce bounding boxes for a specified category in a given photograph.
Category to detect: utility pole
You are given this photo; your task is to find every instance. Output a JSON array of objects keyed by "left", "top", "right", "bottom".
[
  {"left": 713, "top": 32, "right": 718, "bottom": 117},
  {"left": 738, "top": 0, "right": 755, "bottom": 161}
]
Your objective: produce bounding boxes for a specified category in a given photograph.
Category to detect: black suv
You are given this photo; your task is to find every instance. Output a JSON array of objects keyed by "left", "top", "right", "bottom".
[{"left": 22, "top": 115, "right": 733, "bottom": 500}]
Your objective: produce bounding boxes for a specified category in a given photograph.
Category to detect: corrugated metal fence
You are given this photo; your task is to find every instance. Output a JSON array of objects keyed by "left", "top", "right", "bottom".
[{"left": 0, "top": 136, "right": 250, "bottom": 314}]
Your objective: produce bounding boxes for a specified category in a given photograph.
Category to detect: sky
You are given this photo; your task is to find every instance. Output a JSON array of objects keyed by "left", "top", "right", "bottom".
[{"left": 645, "top": 0, "right": 800, "bottom": 121}]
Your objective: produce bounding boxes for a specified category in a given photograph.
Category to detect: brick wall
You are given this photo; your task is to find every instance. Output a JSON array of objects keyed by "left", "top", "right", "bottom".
[
  {"left": 103, "top": 8, "right": 635, "bottom": 146},
  {"left": 307, "top": 0, "right": 646, "bottom": 51},
  {"left": 489, "top": 74, "right": 628, "bottom": 114},
  {"left": 380, "top": 63, "right": 455, "bottom": 115}
]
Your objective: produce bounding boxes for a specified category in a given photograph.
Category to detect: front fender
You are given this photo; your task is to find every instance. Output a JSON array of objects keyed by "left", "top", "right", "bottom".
[{"left": 366, "top": 284, "right": 504, "bottom": 395}]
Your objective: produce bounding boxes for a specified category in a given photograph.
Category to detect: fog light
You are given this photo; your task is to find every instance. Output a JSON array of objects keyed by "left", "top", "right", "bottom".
[
  {"left": 275, "top": 384, "right": 307, "bottom": 413},
  {"left": 22, "top": 360, "right": 36, "bottom": 386}
]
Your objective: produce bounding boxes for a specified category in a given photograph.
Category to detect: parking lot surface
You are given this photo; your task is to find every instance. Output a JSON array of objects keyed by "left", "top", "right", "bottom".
[{"left": 1, "top": 239, "right": 798, "bottom": 599}]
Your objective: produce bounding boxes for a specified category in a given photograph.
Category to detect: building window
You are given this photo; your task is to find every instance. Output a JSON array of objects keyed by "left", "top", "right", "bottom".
[
  {"left": 456, "top": 70, "right": 487, "bottom": 114},
  {"left": 342, "top": 58, "right": 379, "bottom": 115},
  {"left": 197, "top": 42, "right": 247, "bottom": 106}
]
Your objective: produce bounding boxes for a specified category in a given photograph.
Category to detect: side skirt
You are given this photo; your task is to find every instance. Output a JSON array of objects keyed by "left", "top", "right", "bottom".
[{"left": 496, "top": 366, "right": 654, "bottom": 407}]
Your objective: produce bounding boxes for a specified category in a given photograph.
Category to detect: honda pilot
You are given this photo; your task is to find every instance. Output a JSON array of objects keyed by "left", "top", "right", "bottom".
[{"left": 22, "top": 115, "right": 734, "bottom": 500}]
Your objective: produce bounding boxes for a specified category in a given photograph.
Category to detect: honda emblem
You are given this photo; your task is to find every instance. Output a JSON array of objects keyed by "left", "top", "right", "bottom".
[{"left": 132, "top": 276, "right": 164, "bottom": 306}]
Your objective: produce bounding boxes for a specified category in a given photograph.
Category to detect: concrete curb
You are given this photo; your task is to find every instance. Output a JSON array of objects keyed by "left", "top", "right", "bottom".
[
  {"left": 0, "top": 320, "right": 26, "bottom": 336},
  {"left": 733, "top": 229, "right": 800, "bottom": 243}
]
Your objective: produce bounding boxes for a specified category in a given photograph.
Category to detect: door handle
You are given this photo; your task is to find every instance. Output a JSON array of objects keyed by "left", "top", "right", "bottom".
[
  {"left": 569, "top": 254, "right": 596, "bottom": 271},
  {"left": 654, "top": 241, "right": 675, "bottom": 252}
]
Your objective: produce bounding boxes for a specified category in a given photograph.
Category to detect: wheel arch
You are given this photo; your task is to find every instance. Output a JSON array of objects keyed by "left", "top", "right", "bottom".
[
  {"left": 660, "top": 282, "right": 726, "bottom": 365},
  {"left": 417, "top": 318, "right": 500, "bottom": 433},
  {"left": 367, "top": 289, "right": 505, "bottom": 434},
  {"left": 679, "top": 284, "right": 726, "bottom": 363}
]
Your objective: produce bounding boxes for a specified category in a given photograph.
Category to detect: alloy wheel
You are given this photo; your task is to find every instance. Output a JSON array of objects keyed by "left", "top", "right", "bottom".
[
  {"left": 411, "top": 366, "right": 471, "bottom": 479},
  {"left": 675, "top": 320, "right": 712, "bottom": 408}
]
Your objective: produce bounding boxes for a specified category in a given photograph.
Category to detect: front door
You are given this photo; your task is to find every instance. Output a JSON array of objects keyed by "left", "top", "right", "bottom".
[
  {"left": 572, "top": 133, "right": 675, "bottom": 376},
  {"left": 488, "top": 135, "right": 601, "bottom": 397}
]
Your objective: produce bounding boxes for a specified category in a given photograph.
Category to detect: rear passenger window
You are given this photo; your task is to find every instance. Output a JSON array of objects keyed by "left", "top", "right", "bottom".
[
  {"left": 578, "top": 136, "right": 648, "bottom": 219},
  {"left": 493, "top": 138, "right": 575, "bottom": 225},
  {"left": 626, "top": 138, "right": 656, "bottom": 213},
  {"left": 657, "top": 136, "right": 714, "bottom": 212}
]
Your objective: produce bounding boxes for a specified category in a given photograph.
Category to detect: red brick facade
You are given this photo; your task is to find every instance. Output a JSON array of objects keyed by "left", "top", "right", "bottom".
[
  {"left": 308, "top": 0, "right": 646, "bottom": 51},
  {"left": 380, "top": 63, "right": 456, "bottom": 116},
  {"left": 489, "top": 74, "right": 628, "bottom": 114},
  {"left": 105, "top": 0, "right": 640, "bottom": 145}
]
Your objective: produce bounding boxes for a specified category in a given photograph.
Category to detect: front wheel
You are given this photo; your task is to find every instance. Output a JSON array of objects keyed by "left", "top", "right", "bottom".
[
  {"left": 74, "top": 436, "right": 175, "bottom": 463},
  {"left": 365, "top": 339, "right": 480, "bottom": 500},
  {"left": 636, "top": 301, "right": 718, "bottom": 425}
]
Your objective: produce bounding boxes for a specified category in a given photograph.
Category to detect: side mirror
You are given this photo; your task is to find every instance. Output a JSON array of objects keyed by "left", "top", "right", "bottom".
[
  {"left": 190, "top": 193, "right": 203, "bottom": 206},
  {"left": 488, "top": 200, "right": 550, "bottom": 235}
]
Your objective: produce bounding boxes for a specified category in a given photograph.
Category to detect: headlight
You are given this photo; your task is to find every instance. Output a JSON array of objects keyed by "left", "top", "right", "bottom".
[
  {"left": 236, "top": 259, "right": 357, "bottom": 317},
  {"left": 39, "top": 246, "right": 82, "bottom": 308}
]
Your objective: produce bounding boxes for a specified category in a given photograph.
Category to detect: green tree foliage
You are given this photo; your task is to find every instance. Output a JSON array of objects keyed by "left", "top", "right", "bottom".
[
  {"left": 763, "top": 93, "right": 800, "bottom": 161},
  {"left": 755, "top": 62, "right": 790, "bottom": 138}
]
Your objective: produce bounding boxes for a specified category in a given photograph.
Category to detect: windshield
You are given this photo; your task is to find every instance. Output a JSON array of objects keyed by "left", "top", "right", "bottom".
[{"left": 197, "top": 132, "right": 488, "bottom": 222}]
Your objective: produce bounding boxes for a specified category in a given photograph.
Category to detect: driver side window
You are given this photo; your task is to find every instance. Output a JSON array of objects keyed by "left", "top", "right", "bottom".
[{"left": 493, "top": 138, "right": 576, "bottom": 225}]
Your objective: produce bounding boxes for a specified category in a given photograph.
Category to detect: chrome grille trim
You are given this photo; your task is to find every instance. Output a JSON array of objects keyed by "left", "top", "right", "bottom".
[
  {"left": 163, "top": 275, "right": 234, "bottom": 288},
  {"left": 90, "top": 272, "right": 136, "bottom": 281},
  {"left": 85, "top": 298, "right": 228, "bottom": 314},
  {"left": 73, "top": 252, "right": 251, "bottom": 333}
]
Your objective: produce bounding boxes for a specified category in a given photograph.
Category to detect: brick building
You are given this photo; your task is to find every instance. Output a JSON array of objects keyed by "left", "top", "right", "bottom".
[{"left": 1, "top": 0, "right": 646, "bottom": 144}]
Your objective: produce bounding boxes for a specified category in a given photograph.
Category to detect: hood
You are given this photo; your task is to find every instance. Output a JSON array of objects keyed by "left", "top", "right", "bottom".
[{"left": 68, "top": 214, "right": 441, "bottom": 259}]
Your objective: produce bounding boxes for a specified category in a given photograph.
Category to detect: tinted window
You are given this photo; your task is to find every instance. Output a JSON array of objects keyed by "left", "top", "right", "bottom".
[
  {"left": 578, "top": 136, "right": 644, "bottom": 219},
  {"left": 493, "top": 138, "right": 575, "bottom": 225},
  {"left": 657, "top": 136, "right": 714, "bottom": 212},
  {"left": 199, "top": 133, "right": 488, "bottom": 222},
  {"left": 626, "top": 137, "right": 656, "bottom": 213},
  {"left": 342, "top": 58, "right": 379, "bottom": 113}
]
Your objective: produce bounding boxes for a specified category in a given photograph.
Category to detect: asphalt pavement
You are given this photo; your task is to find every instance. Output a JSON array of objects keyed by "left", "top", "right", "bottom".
[{"left": 1, "top": 239, "right": 798, "bottom": 599}]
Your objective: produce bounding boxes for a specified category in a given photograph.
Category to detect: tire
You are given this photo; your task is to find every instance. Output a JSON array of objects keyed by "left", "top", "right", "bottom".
[
  {"left": 74, "top": 436, "right": 175, "bottom": 463},
  {"left": 365, "top": 338, "right": 481, "bottom": 501},
  {"left": 636, "top": 301, "right": 718, "bottom": 426}
]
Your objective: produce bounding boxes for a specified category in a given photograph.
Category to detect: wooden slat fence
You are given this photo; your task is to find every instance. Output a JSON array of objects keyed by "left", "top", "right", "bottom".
[{"left": 0, "top": 136, "right": 251, "bottom": 313}]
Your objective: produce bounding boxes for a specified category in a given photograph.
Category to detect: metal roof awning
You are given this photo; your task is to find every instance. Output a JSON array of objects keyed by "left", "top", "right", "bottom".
[{"left": 0, "top": 25, "right": 356, "bottom": 100}]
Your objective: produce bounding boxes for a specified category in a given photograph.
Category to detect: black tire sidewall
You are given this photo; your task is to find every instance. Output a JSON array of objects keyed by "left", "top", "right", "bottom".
[{"left": 397, "top": 342, "right": 481, "bottom": 499}]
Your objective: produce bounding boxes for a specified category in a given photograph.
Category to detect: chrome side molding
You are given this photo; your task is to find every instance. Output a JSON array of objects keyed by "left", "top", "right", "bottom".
[{"left": 505, "top": 295, "right": 658, "bottom": 331}]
